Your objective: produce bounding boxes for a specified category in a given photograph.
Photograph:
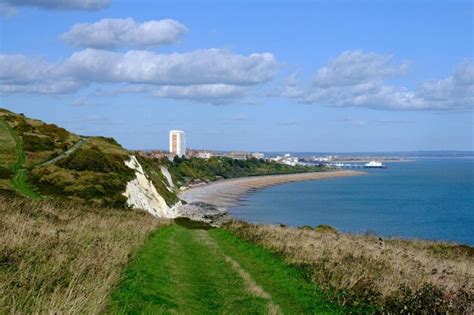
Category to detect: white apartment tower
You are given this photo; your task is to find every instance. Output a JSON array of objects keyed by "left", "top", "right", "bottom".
[{"left": 169, "top": 130, "right": 186, "bottom": 157}]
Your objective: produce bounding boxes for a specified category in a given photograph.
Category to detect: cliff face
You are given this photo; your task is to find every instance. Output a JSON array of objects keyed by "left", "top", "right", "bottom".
[{"left": 123, "top": 156, "right": 181, "bottom": 218}]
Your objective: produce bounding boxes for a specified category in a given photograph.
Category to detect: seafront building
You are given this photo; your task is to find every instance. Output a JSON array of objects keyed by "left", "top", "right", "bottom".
[{"left": 169, "top": 130, "right": 186, "bottom": 157}]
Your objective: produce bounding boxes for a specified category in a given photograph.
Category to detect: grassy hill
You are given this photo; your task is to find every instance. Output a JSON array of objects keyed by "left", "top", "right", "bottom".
[{"left": 0, "top": 109, "right": 143, "bottom": 206}]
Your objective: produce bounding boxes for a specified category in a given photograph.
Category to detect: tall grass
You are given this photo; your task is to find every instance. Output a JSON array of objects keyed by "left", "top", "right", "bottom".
[
  {"left": 0, "top": 196, "right": 167, "bottom": 314},
  {"left": 226, "top": 221, "right": 473, "bottom": 313}
]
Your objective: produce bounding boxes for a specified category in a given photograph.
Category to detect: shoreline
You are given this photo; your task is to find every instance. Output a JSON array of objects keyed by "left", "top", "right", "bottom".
[{"left": 177, "top": 170, "right": 365, "bottom": 224}]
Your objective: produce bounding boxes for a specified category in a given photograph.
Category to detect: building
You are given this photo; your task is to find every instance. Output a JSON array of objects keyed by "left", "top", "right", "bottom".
[
  {"left": 188, "top": 149, "right": 213, "bottom": 159},
  {"left": 252, "top": 152, "right": 265, "bottom": 159},
  {"left": 195, "top": 151, "right": 213, "bottom": 159},
  {"left": 169, "top": 130, "right": 186, "bottom": 157},
  {"left": 269, "top": 153, "right": 300, "bottom": 166},
  {"left": 226, "top": 152, "right": 251, "bottom": 160}
]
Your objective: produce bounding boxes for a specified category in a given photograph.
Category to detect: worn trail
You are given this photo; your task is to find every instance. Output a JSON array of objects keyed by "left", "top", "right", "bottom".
[{"left": 107, "top": 224, "right": 342, "bottom": 314}]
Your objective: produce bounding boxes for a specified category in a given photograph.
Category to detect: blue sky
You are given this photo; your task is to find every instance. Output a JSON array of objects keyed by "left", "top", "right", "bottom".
[{"left": 0, "top": 0, "right": 472, "bottom": 152}]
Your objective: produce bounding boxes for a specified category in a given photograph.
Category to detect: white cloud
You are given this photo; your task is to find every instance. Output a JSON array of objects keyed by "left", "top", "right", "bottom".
[
  {"left": 314, "top": 50, "right": 408, "bottom": 87},
  {"left": 62, "top": 48, "right": 276, "bottom": 86},
  {"left": 283, "top": 50, "right": 473, "bottom": 111},
  {"left": 151, "top": 84, "right": 247, "bottom": 104},
  {"left": 0, "top": 54, "right": 81, "bottom": 93},
  {"left": 0, "top": 0, "right": 109, "bottom": 15},
  {"left": 61, "top": 18, "right": 187, "bottom": 49},
  {"left": 337, "top": 117, "right": 412, "bottom": 126},
  {"left": 0, "top": 48, "right": 277, "bottom": 102}
]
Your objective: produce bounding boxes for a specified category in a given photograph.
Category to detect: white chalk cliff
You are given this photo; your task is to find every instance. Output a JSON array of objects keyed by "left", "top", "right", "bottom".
[
  {"left": 123, "top": 156, "right": 180, "bottom": 218},
  {"left": 160, "top": 165, "right": 174, "bottom": 191}
]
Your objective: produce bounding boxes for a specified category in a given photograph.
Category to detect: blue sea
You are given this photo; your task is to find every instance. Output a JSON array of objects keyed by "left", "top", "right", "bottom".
[{"left": 231, "top": 159, "right": 474, "bottom": 245}]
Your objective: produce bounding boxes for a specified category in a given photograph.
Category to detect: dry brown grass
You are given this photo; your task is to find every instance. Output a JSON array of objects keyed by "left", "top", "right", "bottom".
[
  {"left": 0, "top": 196, "right": 168, "bottom": 314},
  {"left": 226, "top": 221, "right": 474, "bottom": 313}
]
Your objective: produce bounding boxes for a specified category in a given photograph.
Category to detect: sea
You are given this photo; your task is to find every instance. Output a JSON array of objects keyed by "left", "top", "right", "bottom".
[{"left": 230, "top": 158, "right": 474, "bottom": 245}]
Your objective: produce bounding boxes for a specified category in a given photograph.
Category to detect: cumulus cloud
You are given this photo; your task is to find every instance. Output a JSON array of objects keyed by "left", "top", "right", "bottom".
[
  {"left": 61, "top": 48, "right": 276, "bottom": 85},
  {"left": 283, "top": 50, "right": 473, "bottom": 111},
  {"left": 0, "top": 0, "right": 109, "bottom": 15},
  {"left": 0, "top": 54, "right": 81, "bottom": 93},
  {"left": 61, "top": 18, "right": 187, "bottom": 49},
  {"left": 0, "top": 48, "right": 277, "bottom": 102},
  {"left": 150, "top": 84, "right": 247, "bottom": 104},
  {"left": 314, "top": 50, "right": 408, "bottom": 87}
]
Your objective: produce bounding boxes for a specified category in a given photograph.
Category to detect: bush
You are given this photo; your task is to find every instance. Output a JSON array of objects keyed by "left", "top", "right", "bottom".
[
  {"left": 37, "top": 123, "right": 69, "bottom": 141},
  {"left": 315, "top": 224, "right": 339, "bottom": 234},
  {"left": 57, "top": 146, "right": 134, "bottom": 178},
  {"left": 384, "top": 284, "right": 447, "bottom": 314},
  {"left": 29, "top": 164, "right": 133, "bottom": 208},
  {"left": 22, "top": 135, "right": 55, "bottom": 152}
]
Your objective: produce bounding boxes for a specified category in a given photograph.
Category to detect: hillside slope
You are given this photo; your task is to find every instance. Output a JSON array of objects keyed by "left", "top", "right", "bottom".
[
  {"left": 0, "top": 196, "right": 166, "bottom": 314},
  {"left": 0, "top": 108, "right": 179, "bottom": 210}
]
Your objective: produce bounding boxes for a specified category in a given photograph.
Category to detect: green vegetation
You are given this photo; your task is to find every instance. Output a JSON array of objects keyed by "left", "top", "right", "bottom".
[
  {"left": 136, "top": 155, "right": 179, "bottom": 206},
  {"left": 0, "top": 117, "right": 17, "bottom": 169},
  {"left": 107, "top": 223, "right": 345, "bottom": 314},
  {"left": 315, "top": 224, "right": 339, "bottom": 234},
  {"left": 0, "top": 109, "right": 79, "bottom": 167},
  {"left": 29, "top": 137, "right": 135, "bottom": 207},
  {"left": 0, "top": 116, "right": 40, "bottom": 197},
  {"left": 0, "top": 117, "right": 17, "bottom": 192},
  {"left": 166, "top": 155, "right": 323, "bottom": 187},
  {"left": 226, "top": 221, "right": 474, "bottom": 313},
  {"left": 0, "top": 196, "right": 165, "bottom": 314}
]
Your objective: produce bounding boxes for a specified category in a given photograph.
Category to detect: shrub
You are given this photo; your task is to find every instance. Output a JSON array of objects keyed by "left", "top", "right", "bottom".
[
  {"left": 22, "top": 135, "right": 55, "bottom": 152},
  {"left": 37, "top": 123, "right": 69, "bottom": 141},
  {"left": 315, "top": 224, "right": 339, "bottom": 234},
  {"left": 57, "top": 146, "right": 134, "bottom": 178},
  {"left": 384, "top": 284, "right": 447, "bottom": 314},
  {"left": 29, "top": 164, "right": 133, "bottom": 208}
]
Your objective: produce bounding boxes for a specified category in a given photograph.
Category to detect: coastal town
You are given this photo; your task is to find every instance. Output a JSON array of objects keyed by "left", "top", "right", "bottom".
[{"left": 138, "top": 130, "right": 393, "bottom": 168}]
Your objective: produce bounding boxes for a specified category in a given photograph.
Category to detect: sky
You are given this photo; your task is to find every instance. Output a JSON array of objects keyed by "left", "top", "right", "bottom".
[{"left": 0, "top": 0, "right": 473, "bottom": 152}]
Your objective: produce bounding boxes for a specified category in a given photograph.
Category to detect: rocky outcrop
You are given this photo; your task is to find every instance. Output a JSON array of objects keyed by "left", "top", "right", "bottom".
[
  {"left": 123, "top": 156, "right": 181, "bottom": 218},
  {"left": 177, "top": 201, "right": 230, "bottom": 226}
]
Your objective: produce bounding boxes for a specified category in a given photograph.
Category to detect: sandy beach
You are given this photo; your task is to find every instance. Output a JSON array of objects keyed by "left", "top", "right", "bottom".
[{"left": 179, "top": 170, "right": 365, "bottom": 210}]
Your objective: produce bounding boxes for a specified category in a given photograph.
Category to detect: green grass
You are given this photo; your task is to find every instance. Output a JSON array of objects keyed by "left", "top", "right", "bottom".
[
  {"left": 0, "top": 117, "right": 40, "bottom": 198},
  {"left": 210, "top": 229, "right": 342, "bottom": 314},
  {"left": 107, "top": 224, "right": 344, "bottom": 314}
]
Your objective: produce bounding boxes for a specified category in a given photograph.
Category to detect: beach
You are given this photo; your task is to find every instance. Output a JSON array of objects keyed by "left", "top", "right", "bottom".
[{"left": 177, "top": 170, "right": 364, "bottom": 223}]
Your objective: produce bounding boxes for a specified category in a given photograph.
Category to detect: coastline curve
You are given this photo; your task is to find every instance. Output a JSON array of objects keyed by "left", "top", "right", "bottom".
[{"left": 180, "top": 170, "right": 365, "bottom": 208}]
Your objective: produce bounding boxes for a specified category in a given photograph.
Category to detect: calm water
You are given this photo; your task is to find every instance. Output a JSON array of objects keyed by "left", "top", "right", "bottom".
[{"left": 231, "top": 159, "right": 474, "bottom": 245}]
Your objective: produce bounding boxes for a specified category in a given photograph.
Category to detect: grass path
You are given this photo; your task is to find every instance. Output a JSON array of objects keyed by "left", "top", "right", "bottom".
[
  {"left": 107, "top": 224, "right": 343, "bottom": 314},
  {"left": 0, "top": 117, "right": 39, "bottom": 198},
  {"left": 0, "top": 118, "right": 17, "bottom": 168}
]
